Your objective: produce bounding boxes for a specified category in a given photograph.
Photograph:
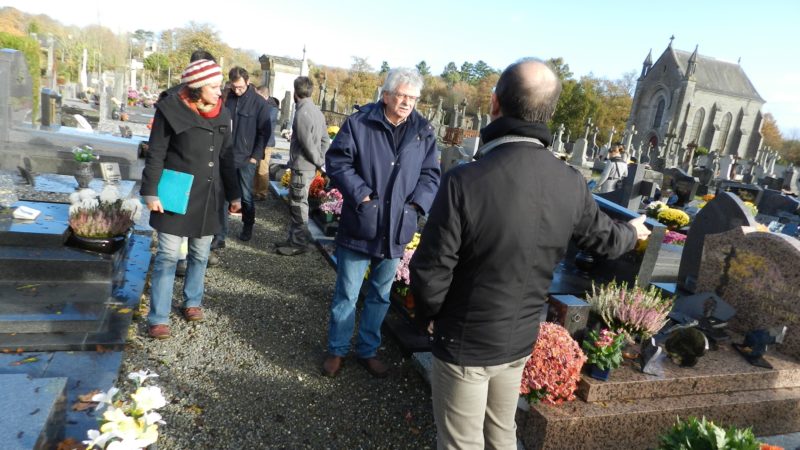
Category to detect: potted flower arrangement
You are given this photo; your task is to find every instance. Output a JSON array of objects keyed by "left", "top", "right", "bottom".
[
  {"left": 582, "top": 328, "right": 626, "bottom": 381},
  {"left": 127, "top": 88, "right": 139, "bottom": 106},
  {"left": 656, "top": 207, "right": 690, "bottom": 230},
  {"left": 645, "top": 200, "right": 668, "bottom": 218},
  {"left": 319, "top": 189, "right": 343, "bottom": 222},
  {"left": 520, "top": 322, "right": 586, "bottom": 405},
  {"left": 586, "top": 280, "right": 674, "bottom": 342},
  {"left": 394, "top": 232, "right": 420, "bottom": 311},
  {"left": 308, "top": 172, "right": 327, "bottom": 209},
  {"left": 67, "top": 186, "right": 141, "bottom": 253},
  {"left": 84, "top": 370, "right": 166, "bottom": 450},
  {"left": 72, "top": 144, "right": 99, "bottom": 188},
  {"left": 657, "top": 416, "right": 779, "bottom": 450},
  {"left": 280, "top": 169, "right": 291, "bottom": 188}
]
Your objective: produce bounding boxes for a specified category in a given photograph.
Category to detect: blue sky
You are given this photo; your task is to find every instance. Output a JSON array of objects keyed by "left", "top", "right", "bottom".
[{"left": 6, "top": 0, "right": 800, "bottom": 135}]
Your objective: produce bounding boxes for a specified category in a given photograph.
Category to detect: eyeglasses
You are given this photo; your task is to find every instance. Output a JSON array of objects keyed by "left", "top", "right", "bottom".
[
  {"left": 230, "top": 84, "right": 247, "bottom": 92},
  {"left": 392, "top": 92, "right": 420, "bottom": 102}
]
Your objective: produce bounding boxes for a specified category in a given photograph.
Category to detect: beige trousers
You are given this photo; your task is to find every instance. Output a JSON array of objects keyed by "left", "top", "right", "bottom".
[
  {"left": 253, "top": 147, "right": 274, "bottom": 198},
  {"left": 431, "top": 354, "right": 529, "bottom": 450}
]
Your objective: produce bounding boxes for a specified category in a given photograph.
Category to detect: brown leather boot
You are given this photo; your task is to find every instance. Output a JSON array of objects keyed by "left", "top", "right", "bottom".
[
  {"left": 322, "top": 355, "right": 343, "bottom": 377},
  {"left": 357, "top": 357, "right": 389, "bottom": 378}
]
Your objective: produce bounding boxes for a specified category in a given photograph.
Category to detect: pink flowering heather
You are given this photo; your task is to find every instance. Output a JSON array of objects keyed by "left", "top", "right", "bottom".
[
  {"left": 520, "top": 322, "right": 586, "bottom": 405},
  {"left": 588, "top": 280, "right": 674, "bottom": 340},
  {"left": 319, "top": 189, "right": 343, "bottom": 215},
  {"left": 395, "top": 248, "right": 414, "bottom": 285},
  {"left": 662, "top": 230, "right": 687, "bottom": 246}
]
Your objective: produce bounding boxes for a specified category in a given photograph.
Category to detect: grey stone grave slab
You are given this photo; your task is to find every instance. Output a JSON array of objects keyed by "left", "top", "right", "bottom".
[
  {"left": 716, "top": 180, "right": 764, "bottom": 205},
  {"left": 0, "top": 302, "right": 110, "bottom": 333},
  {"left": 0, "top": 234, "right": 150, "bottom": 351},
  {"left": 0, "top": 374, "right": 67, "bottom": 450},
  {"left": 662, "top": 168, "right": 699, "bottom": 206},
  {"left": 693, "top": 167, "right": 714, "bottom": 196},
  {"left": 696, "top": 226, "right": 800, "bottom": 360},
  {"left": 596, "top": 163, "right": 648, "bottom": 211},
  {"left": 0, "top": 351, "right": 123, "bottom": 445},
  {"left": 678, "top": 192, "right": 758, "bottom": 293},
  {"left": 0, "top": 280, "right": 112, "bottom": 304},
  {"left": 550, "top": 195, "right": 666, "bottom": 296},
  {"left": 758, "top": 189, "right": 800, "bottom": 217},
  {"left": 0, "top": 201, "right": 69, "bottom": 247},
  {"left": 761, "top": 176, "right": 784, "bottom": 191}
]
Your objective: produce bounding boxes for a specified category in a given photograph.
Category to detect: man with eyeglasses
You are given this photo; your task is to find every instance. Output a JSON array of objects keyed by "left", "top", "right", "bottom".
[
  {"left": 322, "top": 68, "right": 440, "bottom": 378},
  {"left": 213, "top": 66, "right": 271, "bottom": 246}
]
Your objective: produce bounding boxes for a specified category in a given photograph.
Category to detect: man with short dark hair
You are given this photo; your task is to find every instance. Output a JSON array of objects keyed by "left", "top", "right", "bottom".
[
  {"left": 410, "top": 58, "right": 651, "bottom": 449},
  {"left": 276, "top": 76, "right": 329, "bottom": 255},
  {"left": 214, "top": 67, "right": 271, "bottom": 244},
  {"left": 322, "top": 68, "right": 440, "bottom": 378}
]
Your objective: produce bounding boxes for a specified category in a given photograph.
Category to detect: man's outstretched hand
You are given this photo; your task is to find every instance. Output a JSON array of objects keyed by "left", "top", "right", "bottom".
[{"left": 628, "top": 214, "right": 652, "bottom": 240}]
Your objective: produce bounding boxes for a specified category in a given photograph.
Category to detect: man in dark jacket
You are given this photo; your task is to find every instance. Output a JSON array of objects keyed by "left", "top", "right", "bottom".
[
  {"left": 213, "top": 67, "right": 271, "bottom": 244},
  {"left": 323, "top": 68, "right": 440, "bottom": 378},
  {"left": 409, "top": 58, "right": 651, "bottom": 448},
  {"left": 276, "top": 76, "right": 330, "bottom": 256}
]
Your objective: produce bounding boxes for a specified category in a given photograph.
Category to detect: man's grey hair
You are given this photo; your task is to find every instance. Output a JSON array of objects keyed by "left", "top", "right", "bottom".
[
  {"left": 382, "top": 68, "right": 424, "bottom": 94},
  {"left": 495, "top": 57, "right": 562, "bottom": 123}
]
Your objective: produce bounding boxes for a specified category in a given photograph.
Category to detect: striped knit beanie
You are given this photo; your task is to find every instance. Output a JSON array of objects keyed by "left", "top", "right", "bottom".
[{"left": 181, "top": 59, "right": 223, "bottom": 89}]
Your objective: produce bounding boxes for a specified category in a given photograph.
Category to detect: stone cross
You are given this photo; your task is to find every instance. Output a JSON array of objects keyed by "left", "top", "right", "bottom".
[
  {"left": 583, "top": 117, "right": 593, "bottom": 140},
  {"left": 330, "top": 88, "right": 338, "bottom": 113},
  {"left": 623, "top": 125, "right": 637, "bottom": 154},
  {"left": 606, "top": 126, "right": 616, "bottom": 149},
  {"left": 552, "top": 123, "right": 565, "bottom": 153}
]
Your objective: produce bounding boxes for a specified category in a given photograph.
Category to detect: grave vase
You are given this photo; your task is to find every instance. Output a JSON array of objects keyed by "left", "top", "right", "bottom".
[
  {"left": 323, "top": 211, "right": 334, "bottom": 223},
  {"left": 67, "top": 231, "right": 127, "bottom": 254},
  {"left": 74, "top": 162, "right": 94, "bottom": 189},
  {"left": 588, "top": 364, "right": 611, "bottom": 381}
]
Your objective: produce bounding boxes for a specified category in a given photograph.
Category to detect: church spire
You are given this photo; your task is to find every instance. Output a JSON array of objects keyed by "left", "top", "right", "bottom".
[
  {"left": 685, "top": 44, "right": 698, "bottom": 79},
  {"left": 668, "top": 34, "right": 675, "bottom": 48},
  {"left": 640, "top": 49, "right": 653, "bottom": 79}
]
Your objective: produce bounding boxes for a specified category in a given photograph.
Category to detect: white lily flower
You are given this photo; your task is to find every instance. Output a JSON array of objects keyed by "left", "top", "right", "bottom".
[
  {"left": 143, "top": 411, "right": 166, "bottom": 426},
  {"left": 131, "top": 386, "right": 167, "bottom": 412},
  {"left": 127, "top": 369, "right": 159, "bottom": 385},
  {"left": 83, "top": 429, "right": 117, "bottom": 449},
  {"left": 106, "top": 439, "right": 150, "bottom": 450},
  {"left": 91, "top": 386, "right": 119, "bottom": 411}
]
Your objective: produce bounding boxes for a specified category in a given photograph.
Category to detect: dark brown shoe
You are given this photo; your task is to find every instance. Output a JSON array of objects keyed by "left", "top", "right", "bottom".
[
  {"left": 322, "top": 355, "right": 343, "bottom": 377},
  {"left": 182, "top": 307, "right": 204, "bottom": 322},
  {"left": 148, "top": 324, "right": 171, "bottom": 339},
  {"left": 357, "top": 357, "right": 389, "bottom": 378}
]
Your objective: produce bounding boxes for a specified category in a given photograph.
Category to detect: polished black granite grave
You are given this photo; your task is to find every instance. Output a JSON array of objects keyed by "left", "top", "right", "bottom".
[{"left": 0, "top": 201, "right": 69, "bottom": 247}]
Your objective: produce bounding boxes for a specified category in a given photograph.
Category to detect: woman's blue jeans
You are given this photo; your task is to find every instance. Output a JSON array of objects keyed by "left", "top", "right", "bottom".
[
  {"left": 327, "top": 246, "right": 400, "bottom": 358},
  {"left": 148, "top": 232, "right": 213, "bottom": 325}
]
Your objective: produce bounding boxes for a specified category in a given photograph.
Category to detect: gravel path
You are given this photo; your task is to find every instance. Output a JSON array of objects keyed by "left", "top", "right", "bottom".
[{"left": 121, "top": 193, "right": 436, "bottom": 449}]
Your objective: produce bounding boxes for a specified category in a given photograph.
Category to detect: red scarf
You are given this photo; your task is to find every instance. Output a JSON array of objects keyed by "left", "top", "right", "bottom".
[{"left": 179, "top": 87, "right": 223, "bottom": 119}]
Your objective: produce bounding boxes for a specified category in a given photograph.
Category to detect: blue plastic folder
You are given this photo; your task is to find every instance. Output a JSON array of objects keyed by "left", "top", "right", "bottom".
[{"left": 158, "top": 169, "right": 194, "bottom": 214}]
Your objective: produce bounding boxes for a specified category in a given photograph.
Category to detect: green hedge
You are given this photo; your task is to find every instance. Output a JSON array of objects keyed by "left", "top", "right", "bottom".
[{"left": 0, "top": 32, "right": 41, "bottom": 124}]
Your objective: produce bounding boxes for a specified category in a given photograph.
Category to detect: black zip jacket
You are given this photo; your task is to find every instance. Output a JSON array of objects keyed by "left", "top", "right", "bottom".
[{"left": 410, "top": 116, "right": 637, "bottom": 366}]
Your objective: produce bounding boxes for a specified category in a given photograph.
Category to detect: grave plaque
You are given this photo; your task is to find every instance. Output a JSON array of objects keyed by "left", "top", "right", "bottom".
[
  {"left": 100, "top": 162, "right": 122, "bottom": 183},
  {"left": 696, "top": 227, "right": 800, "bottom": 360},
  {"left": 678, "top": 192, "right": 757, "bottom": 292},
  {"left": 715, "top": 180, "right": 763, "bottom": 205}
]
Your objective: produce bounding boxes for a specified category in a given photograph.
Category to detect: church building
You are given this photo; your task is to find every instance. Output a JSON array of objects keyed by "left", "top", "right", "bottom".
[{"left": 627, "top": 39, "right": 765, "bottom": 159}]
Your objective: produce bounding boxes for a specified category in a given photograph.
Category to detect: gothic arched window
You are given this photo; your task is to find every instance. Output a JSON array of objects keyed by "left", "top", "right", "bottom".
[
  {"left": 718, "top": 112, "right": 732, "bottom": 154},
  {"left": 688, "top": 108, "right": 705, "bottom": 145},
  {"left": 653, "top": 97, "right": 666, "bottom": 129}
]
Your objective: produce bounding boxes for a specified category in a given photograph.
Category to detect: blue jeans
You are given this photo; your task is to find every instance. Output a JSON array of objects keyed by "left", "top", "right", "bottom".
[
  {"left": 327, "top": 246, "right": 400, "bottom": 358},
  {"left": 148, "top": 232, "right": 213, "bottom": 325},
  {"left": 217, "top": 162, "right": 257, "bottom": 240}
]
